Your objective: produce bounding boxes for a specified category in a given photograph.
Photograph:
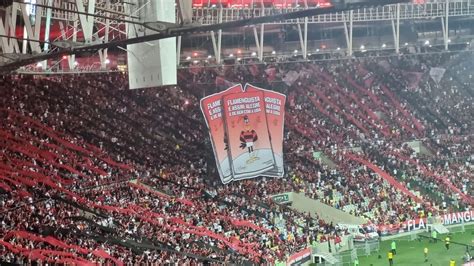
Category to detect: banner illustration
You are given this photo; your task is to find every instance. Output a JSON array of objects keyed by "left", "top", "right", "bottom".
[{"left": 201, "top": 83, "right": 286, "bottom": 183}]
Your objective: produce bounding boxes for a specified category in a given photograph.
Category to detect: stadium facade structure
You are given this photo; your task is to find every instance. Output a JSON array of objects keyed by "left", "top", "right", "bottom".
[{"left": 0, "top": 0, "right": 473, "bottom": 73}]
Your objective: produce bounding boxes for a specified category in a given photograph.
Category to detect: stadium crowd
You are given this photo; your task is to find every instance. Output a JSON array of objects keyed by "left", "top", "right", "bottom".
[{"left": 0, "top": 52, "right": 472, "bottom": 264}]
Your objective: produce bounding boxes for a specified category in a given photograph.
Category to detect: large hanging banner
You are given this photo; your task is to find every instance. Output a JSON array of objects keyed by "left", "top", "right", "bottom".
[
  {"left": 222, "top": 90, "right": 275, "bottom": 180},
  {"left": 200, "top": 84, "right": 243, "bottom": 184},
  {"left": 201, "top": 83, "right": 286, "bottom": 183},
  {"left": 245, "top": 84, "right": 286, "bottom": 177}
]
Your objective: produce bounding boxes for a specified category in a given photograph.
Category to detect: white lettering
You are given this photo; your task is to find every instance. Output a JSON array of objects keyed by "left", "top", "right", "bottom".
[
  {"left": 443, "top": 214, "right": 452, "bottom": 225},
  {"left": 451, "top": 214, "right": 458, "bottom": 224},
  {"left": 418, "top": 219, "right": 425, "bottom": 229},
  {"left": 465, "top": 211, "right": 472, "bottom": 222},
  {"left": 407, "top": 220, "right": 413, "bottom": 231},
  {"left": 227, "top": 96, "right": 260, "bottom": 105}
]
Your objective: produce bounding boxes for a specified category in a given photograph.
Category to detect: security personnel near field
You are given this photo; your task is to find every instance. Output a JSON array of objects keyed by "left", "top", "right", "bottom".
[
  {"left": 388, "top": 251, "right": 394, "bottom": 266},
  {"left": 445, "top": 236, "right": 450, "bottom": 250},
  {"left": 424, "top": 247, "right": 429, "bottom": 262},
  {"left": 449, "top": 259, "right": 456, "bottom": 266},
  {"left": 353, "top": 258, "right": 359, "bottom": 266},
  {"left": 432, "top": 230, "right": 438, "bottom": 243},
  {"left": 391, "top": 240, "right": 397, "bottom": 255}
]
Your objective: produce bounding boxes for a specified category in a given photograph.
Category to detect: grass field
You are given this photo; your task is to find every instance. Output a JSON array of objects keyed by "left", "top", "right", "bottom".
[{"left": 357, "top": 225, "right": 474, "bottom": 266}]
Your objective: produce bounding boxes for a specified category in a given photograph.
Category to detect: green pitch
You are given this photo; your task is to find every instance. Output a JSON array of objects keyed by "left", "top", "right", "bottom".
[{"left": 358, "top": 225, "right": 474, "bottom": 266}]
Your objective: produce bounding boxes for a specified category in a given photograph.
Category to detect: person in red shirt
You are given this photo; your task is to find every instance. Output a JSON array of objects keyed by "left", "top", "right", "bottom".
[{"left": 239, "top": 115, "right": 258, "bottom": 154}]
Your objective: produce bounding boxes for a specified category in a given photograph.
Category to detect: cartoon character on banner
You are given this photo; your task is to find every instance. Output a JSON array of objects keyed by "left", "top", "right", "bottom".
[{"left": 239, "top": 115, "right": 259, "bottom": 163}]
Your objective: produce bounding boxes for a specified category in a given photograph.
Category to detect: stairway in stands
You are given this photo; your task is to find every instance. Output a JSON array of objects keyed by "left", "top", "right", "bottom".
[{"left": 344, "top": 153, "right": 422, "bottom": 203}]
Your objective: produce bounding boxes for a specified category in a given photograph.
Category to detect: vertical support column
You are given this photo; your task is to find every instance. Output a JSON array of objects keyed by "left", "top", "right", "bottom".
[
  {"left": 75, "top": 0, "right": 96, "bottom": 43},
  {"left": 349, "top": 10, "right": 353, "bottom": 56},
  {"left": 253, "top": 24, "right": 265, "bottom": 62},
  {"left": 176, "top": 36, "right": 181, "bottom": 66},
  {"left": 304, "top": 17, "right": 308, "bottom": 57},
  {"left": 60, "top": 19, "right": 78, "bottom": 70},
  {"left": 342, "top": 11, "right": 353, "bottom": 56},
  {"left": 296, "top": 17, "right": 308, "bottom": 59},
  {"left": 218, "top": 7, "right": 223, "bottom": 63},
  {"left": 99, "top": 0, "right": 110, "bottom": 69},
  {"left": 343, "top": 12, "right": 349, "bottom": 53},
  {"left": 444, "top": 0, "right": 449, "bottom": 50},
  {"left": 211, "top": 31, "right": 219, "bottom": 62},
  {"left": 217, "top": 30, "right": 222, "bottom": 63},
  {"left": 0, "top": 3, "right": 20, "bottom": 54},
  {"left": 42, "top": 0, "right": 53, "bottom": 69},
  {"left": 253, "top": 26, "right": 260, "bottom": 56},
  {"left": 177, "top": 0, "right": 193, "bottom": 25},
  {"left": 396, "top": 3, "right": 400, "bottom": 53},
  {"left": 20, "top": 1, "right": 31, "bottom": 54},
  {"left": 253, "top": 6, "right": 265, "bottom": 62},
  {"left": 210, "top": 7, "right": 223, "bottom": 64},
  {"left": 304, "top": 0, "right": 308, "bottom": 58},
  {"left": 391, "top": 4, "right": 400, "bottom": 54},
  {"left": 21, "top": 0, "right": 43, "bottom": 54},
  {"left": 259, "top": 23, "right": 264, "bottom": 61}
]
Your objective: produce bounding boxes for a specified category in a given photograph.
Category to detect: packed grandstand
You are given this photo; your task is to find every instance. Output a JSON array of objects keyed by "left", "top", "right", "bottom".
[{"left": 0, "top": 50, "right": 472, "bottom": 264}]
